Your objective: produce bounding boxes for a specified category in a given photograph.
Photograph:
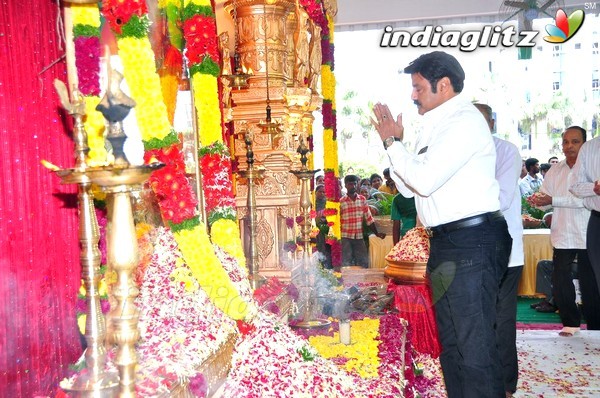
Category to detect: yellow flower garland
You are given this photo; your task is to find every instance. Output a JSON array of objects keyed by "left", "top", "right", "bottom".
[
  {"left": 191, "top": 74, "right": 222, "bottom": 146},
  {"left": 83, "top": 96, "right": 108, "bottom": 166},
  {"left": 210, "top": 218, "right": 247, "bottom": 269},
  {"left": 174, "top": 223, "right": 255, "bottom": 319},
  {"left": 117, "top": 37, "right": 172, "bottom": 142},
  {"left": 321, "top": 66, "right": 336, "bottom": 111},
  {"left": 71, "top": 3, "right": 100, "bottom": 26},
  {"left": 321, "top": 15, "right": 340, "bottom": 240},
  {"left": 101, "top": 5, "right": 254, "bottom": 320}
]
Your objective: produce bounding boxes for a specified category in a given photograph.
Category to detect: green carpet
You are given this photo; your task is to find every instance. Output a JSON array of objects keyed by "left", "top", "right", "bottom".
[{"left": 516, "top": 297, "right": 561, "bottom": 324}]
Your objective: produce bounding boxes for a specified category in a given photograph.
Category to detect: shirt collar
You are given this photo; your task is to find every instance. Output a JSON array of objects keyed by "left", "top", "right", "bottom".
[{"left": 422, "top": 92, "right": 469, "bottom": 126}]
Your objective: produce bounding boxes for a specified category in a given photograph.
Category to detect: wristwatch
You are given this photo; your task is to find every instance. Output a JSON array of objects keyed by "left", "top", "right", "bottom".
[{"left": 383, "top": 136, "right": 400, "bottom": 149}]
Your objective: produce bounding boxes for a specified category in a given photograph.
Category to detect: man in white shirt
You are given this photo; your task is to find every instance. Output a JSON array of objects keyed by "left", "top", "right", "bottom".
[
  {"left": 371, "top": 51, "right": 512, "bottom": 398},
  {"left": 475, "top": 103, "right": 524, "bottom": 397},
  {"left": 519, "top": 157, "right": 543, "bottom": 197},
  {"left": 530, "top": 126, "right": 600, "bottom": 335},
  {"left": 569, "top": 135, "right": 600, "bottom": 329}
]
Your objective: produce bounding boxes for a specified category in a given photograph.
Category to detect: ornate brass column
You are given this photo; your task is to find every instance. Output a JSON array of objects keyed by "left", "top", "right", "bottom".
[
  {"left": 236, "top": 130, "right": 266, "bottom": 289},
  {"left": 54, "top": 66, "right": 164, "bottom": 397},
  {"left": 223, "top": 0, "right": 323, "bottom": 279},
  {"left": 53, "top": 80, "right": 119, "bottom": 397}
]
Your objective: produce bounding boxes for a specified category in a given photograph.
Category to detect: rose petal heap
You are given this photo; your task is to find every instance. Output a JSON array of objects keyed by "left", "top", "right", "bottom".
[{"left": 386, "top": 227, "right": 430, "bottom": 263}]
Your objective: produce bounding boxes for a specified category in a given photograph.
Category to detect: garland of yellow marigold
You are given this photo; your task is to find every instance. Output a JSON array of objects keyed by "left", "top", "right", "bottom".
[
  {"left": 70, "top": 3, "right": 106, "bottom": 166},
  {"left": 100, "top": 0, "right": 255, "bottom": 320},
  {"left": 321, "top": 15, "right": 339, "bottom": 236},
  {"left": 181, "top": 0, "right": 247, "bottom": 269}
]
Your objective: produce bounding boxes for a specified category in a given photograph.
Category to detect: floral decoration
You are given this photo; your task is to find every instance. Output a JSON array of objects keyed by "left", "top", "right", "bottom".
[
  {"left": 182, "top": 0, "right": 223, "bottom": 147},
  {"left": 100, "top": 0, "right": 148, "bottom": 36},
  {"left": 319, "top": 12, "right": 341, "bottom": 265},
  {"left": 308, "top": 318, "right": 381, "bottom": 378},
  {"left": 134, "top": 227, "right": 237, "bottom": 394},
  {"left": 198, "top": 142, "right": 236, "bottom": 217},
  {"left": 70, "top": 3, "right": 106, "bottom": 166},
  {"left": 221, "top": 311, "right": 368, "bottom": 397},
  {"left": 98, "top": 0, "right": 254, "bottom": 320},
  {"left": 144, "top": 146, "right": 198, "bottom": 225}
]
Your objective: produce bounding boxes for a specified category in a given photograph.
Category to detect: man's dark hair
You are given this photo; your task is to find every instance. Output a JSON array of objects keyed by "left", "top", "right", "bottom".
[
  {"left": 547, "top": 156, "right": 559, "bottom": 163},
  {"left": 404, "top": 51, "right": 465, "bottom": 93},
  {"left": 315, "top": 184, "right": 324, "bottom": 192},
  {"left": 473, "top": 103, "right": 492, "bottom": 120},
  {"left": 383, "top": 168, "right": 390, "bottom": 177},
  {"left": 344, "top": 174, "right": 359, "bottom": 184},
  {"left": 525, "top": 158, "right": 539, "bottom": 172},
  {"left": 369, "top": 173, "right": 382, "bottom": 183},
  {"left": 564, "top": 125, "right": 587, "bottom": 143},
  {"left": 540, "top": 163, "right": 551, "bottom": 172}
]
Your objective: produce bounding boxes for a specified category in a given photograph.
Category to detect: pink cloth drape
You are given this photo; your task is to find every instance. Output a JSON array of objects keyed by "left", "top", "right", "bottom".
[
  {"left": 0, "top": 0, "right": 82, "bottom": 395},
  {"left": 388, "top": 280, "right": 441, "bottom": 358}
]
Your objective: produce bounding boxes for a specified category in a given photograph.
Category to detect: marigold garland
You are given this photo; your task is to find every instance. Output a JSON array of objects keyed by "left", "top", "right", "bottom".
[
  {"left": 115, "top": 37, "right": 173, "bottom": 143},
  {"left": 98, "top": 0, "right": 254, "bottom": 320},
  {"left": 210, "top": 218, "right": 246, "bottom": 267},
  {"left": 174, "top": 224, "right": 252, "bottom": 320},
  {"left": 320, "top": 14, "right": 340, "bottom": 264}
]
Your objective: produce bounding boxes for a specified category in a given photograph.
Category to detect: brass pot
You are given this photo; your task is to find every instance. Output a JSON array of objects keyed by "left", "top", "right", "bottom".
[{"left": 384, "top": 260, "right": 427, "bottom": 285}]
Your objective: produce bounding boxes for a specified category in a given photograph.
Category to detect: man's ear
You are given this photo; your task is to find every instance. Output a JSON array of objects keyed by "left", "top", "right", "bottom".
[{"left": 438, "top": 77, "right": 451, "bottom": 93}]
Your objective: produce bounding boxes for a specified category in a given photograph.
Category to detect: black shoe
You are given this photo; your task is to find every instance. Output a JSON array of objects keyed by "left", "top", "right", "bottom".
[
  {"left": 530, "top": 300, "right": 549, "bottom": 309},
  {"left": 536, "top": 301, "right": 558, "bottom": 313}
]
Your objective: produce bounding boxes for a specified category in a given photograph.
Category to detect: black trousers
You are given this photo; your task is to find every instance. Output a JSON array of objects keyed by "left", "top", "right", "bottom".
[
  {"left": 552, "top": 248, "right": 600, "bottom": 329},
  {"left": 496, "top": 265, "right": 523, "bottom": 394},
  {"left": 584, "top": 211, "right": 600, "bottom": 329}
]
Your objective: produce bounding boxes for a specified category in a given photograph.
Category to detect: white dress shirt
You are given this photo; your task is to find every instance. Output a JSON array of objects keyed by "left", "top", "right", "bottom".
[
  {"left": 495, "top": 137, "right": 524, "bottom": 267},
  {"left": 386, "top": 94, "right": 501, "bottom": 227},
  {"left": 570, "top": 137, "right": 600, "bottom": 212},
  {"left": 540, "top": 160, "right": 589, "bottom": 249}
]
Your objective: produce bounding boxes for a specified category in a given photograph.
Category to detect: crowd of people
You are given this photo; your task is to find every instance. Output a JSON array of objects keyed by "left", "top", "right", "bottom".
[{"left": 311, "top": 51, "right": 600, "bottom": 398}]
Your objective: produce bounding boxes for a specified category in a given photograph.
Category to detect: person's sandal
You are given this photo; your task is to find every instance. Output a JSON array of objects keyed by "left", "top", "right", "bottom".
[
  {"left": 559, "top": 326, "right": 580, "bottom": 337},
  {"left": 535, "top": 301, "right": 557, "bottom": 313}
]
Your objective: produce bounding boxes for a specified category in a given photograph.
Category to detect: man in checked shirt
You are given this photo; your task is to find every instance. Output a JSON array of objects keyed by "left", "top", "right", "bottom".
[{"left": 340, "top": 174, "right": 386, "bottom": 268}]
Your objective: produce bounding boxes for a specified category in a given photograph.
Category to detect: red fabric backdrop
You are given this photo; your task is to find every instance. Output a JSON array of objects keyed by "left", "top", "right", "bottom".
[{"left": 0, "top": 0, "right": 82, "bottom": 395}]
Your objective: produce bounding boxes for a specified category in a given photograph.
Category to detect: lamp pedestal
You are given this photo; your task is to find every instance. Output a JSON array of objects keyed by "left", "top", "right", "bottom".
[{"left": 289, "top": 138, "right": 329, "bottom": 329}]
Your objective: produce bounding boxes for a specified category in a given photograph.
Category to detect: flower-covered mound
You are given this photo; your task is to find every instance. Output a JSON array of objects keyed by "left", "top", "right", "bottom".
[
  {"left": 134, "top": 226, "right": 238, "bottom": 395},
  {"left": 386, "top": 227, "right": 430, "bottom": 263}
]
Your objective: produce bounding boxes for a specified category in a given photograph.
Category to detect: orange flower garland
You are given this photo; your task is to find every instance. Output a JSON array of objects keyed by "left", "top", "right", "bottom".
[{"left": 100, "top": 0, "right": 255, "bottom": 320}]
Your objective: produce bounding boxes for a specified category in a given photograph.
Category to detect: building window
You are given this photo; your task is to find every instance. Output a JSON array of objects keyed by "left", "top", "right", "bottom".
[
  {"left": 575, "top": 43, "right": 581, "bottom": 49},
  {"left": 593, "top": 42, "right": 599, "bottom": 55},
  {"left": 593, "top": 79, "right": 599, "bottom": 89},
  {"left": 553, "top": 71, "right": 562, "bottom": 91},
  {"left": 553, "top": 45, "right": 561, "bottom": 57}
]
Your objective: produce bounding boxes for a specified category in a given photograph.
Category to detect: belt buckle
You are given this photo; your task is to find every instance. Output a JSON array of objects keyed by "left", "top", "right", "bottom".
[{"left": 425, "top": 227, "right": 433, "bottom": 238}]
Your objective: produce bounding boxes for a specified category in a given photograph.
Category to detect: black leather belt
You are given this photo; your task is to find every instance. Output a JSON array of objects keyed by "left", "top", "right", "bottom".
[{"left": 426, "top": 211, "right": 504, "bottom": 238}]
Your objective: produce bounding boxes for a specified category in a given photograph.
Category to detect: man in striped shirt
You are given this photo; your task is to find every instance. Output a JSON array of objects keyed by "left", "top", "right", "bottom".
[
  {"left": 570, "top": 134, "right": 600, "bottom": 329},
  {"left": 530, "top": 126, "right": 600, "bottom": 335},
  {"left": 340, "top": 174, "right": 386, "bottom": 268}
]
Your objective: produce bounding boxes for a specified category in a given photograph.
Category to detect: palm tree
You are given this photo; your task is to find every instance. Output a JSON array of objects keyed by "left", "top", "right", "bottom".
[{"left": 338, "top": 90, "right": 377, "bottom": 150}]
